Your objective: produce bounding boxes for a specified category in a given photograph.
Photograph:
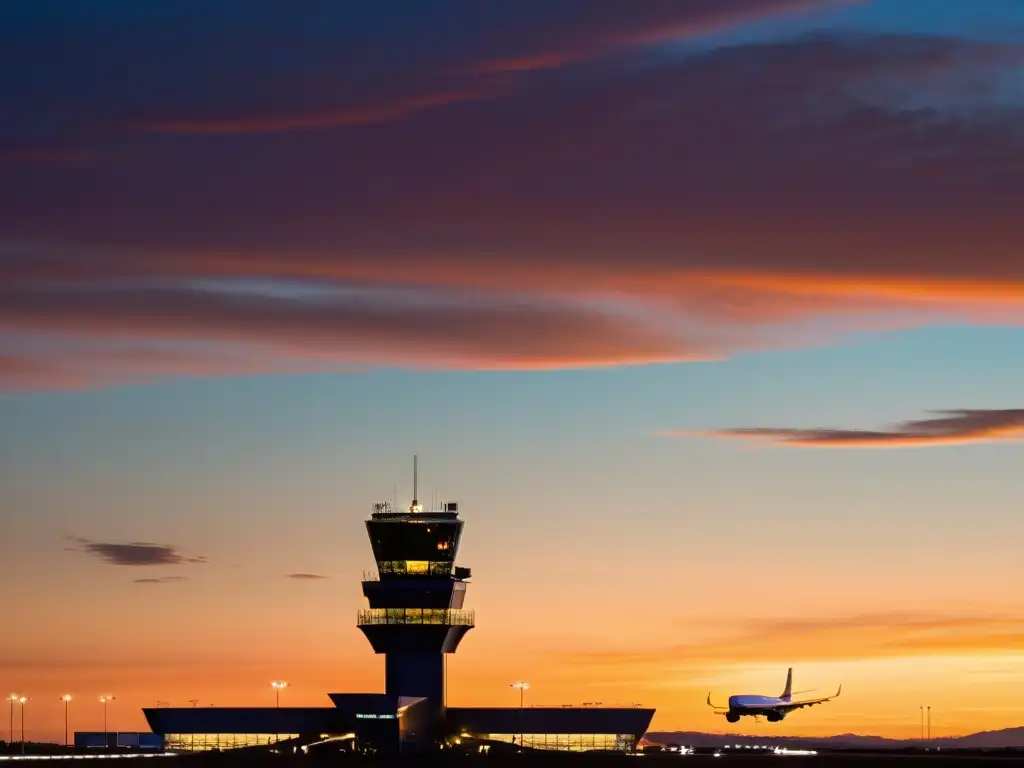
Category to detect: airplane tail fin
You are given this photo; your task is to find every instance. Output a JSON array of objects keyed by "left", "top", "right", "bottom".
[{"left": 780, "top": 668, "right": 793, "bottom": 701}]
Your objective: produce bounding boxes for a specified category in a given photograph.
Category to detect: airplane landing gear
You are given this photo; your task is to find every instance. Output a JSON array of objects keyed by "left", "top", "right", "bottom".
[{"left": 726, "top": 712, "right": 740, "bottom": 723}]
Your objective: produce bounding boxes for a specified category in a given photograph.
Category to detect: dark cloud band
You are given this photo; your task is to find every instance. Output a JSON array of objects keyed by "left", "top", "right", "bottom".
[
  {"left": 668, "top": 408, "right": 1024, "bottom": 448},
  {"left": 69, "top": 538, "right": 208, "bottom": 566}
]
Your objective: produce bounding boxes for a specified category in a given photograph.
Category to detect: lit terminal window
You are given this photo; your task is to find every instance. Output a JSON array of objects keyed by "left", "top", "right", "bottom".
[
  {"left": 480, "top": 733, "right": 636, "bottom": 752},
  {"left": 165, "top": 734, "right": 300, "bottom": 752}
]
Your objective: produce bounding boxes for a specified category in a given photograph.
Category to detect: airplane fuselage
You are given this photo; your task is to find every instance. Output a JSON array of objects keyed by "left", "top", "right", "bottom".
[
  {"left": 726, "top": 695, "right": 789, "bottom": 722},
  {"left": 729, "top": 695, "right": 787, "bottom": 709}
]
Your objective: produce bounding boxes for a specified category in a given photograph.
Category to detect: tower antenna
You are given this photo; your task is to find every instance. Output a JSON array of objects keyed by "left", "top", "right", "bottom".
[{"left": 412, "top": 454, "right": 418, "bottom": 511}]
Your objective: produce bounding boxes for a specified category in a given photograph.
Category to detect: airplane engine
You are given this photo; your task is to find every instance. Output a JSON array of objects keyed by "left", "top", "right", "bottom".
[
  {"left": 725, "top": 713, "right": 740, "bottom": 723},
  {"left": 766, "top": 712, "right": 784, "bottom": 722}
]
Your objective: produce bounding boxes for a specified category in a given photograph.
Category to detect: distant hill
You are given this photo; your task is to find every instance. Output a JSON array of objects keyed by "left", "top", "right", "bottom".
[
  {"left": 643, "top": 727, "right": 1024, "bottom": 750},
  {"left": 946, "top": 727, "right": 1024, "bottom": 749}
]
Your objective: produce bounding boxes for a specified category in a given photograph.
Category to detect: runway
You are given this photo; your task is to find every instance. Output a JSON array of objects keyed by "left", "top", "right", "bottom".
[{"left": 640, "top": 749, "right": 1024, "bottom": 765}]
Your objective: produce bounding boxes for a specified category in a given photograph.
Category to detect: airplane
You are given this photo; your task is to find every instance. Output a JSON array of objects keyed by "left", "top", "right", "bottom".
[{"left": 707, "top": 668, "right": 841, "bottom": 723}]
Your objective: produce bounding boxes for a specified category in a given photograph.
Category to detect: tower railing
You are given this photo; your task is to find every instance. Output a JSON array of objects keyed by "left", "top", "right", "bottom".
[{"left": 357, "top": 608, "right": 475, "bottom": 627}]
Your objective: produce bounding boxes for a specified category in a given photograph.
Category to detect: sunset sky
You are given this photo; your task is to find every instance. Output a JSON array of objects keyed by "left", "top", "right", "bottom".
[{"left": 2, "top": 0, "right": 1024, "bottom": 745}]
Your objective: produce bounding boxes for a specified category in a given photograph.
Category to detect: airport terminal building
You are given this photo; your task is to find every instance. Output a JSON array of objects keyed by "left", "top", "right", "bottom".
[{"left": 143, "top": 464, "right": 655, "bottom": 754}]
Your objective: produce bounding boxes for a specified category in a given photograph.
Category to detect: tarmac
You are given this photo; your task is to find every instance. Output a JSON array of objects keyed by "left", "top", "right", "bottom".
[{"left": 161, "top": 747, "right": 1024, "bottom": 767}]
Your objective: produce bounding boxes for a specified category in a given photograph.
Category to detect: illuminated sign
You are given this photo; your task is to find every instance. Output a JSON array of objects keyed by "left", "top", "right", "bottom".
[{"left": 356, "top": 713, "right": 396, "bottom": 720}]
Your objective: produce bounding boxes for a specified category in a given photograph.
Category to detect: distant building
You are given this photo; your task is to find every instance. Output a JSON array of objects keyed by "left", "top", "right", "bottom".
[
  {"left": 143, "top": 460, "right": 655, "bottom": 754},
  {"left": 73, "top": 732, "right": 164, "bottom": 750}
]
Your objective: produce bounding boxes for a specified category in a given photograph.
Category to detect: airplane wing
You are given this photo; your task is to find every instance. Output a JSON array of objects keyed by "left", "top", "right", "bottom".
[{"left": 776, "top": 685, "right": 841, "bottom": 711}]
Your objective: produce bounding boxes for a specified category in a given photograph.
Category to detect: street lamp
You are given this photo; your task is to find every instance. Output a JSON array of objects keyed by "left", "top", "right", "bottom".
[
  {"left": 61, "top": 696, "right": 72, "bottom": 748},
  {"left": 99, "top": 696, "right": 114, "bottom": 746},
  {"left": 18, "top": 697, "right": 28, "bottom": 754},
  {"left": 7, "top": 695, "right": 17, "bottom": 748},
  {"left": 510, "top": 682, "right": 530, "bottom": 752},
  {"left": 270, "top": 682, "right": 287, "bottom": 744},
  {"left": 270, "top": 681, "right": 288, "bottom": 708}
]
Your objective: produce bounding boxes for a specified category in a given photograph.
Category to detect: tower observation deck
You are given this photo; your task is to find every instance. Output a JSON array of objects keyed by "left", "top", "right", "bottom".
[{"left": 358, "top": 457, "right": 474, "bottom": 720}]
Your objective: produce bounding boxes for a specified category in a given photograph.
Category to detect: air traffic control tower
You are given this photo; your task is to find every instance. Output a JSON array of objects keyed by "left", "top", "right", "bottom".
[
  {"left": 142, "top": 456, "right": 655, "bottom": 753},
  {"left": 357, "top": 457, "right": 474, "bottom": 733}
]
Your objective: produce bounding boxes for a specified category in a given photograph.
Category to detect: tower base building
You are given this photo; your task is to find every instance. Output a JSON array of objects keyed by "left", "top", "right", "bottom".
[{"left": 143, "top": 460, "right": 655, "bottom": 754}]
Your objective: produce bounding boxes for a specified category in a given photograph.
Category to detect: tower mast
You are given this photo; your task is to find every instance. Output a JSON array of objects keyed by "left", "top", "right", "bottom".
[{"left": 412, "top": 454, "right": 418, "bottom": 511}]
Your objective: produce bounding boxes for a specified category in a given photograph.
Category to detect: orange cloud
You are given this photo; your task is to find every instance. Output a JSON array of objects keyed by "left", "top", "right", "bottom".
[
  {"left": 680, "top": 271, "right": 1024, "bottom": 311},
  {"left": 559, "top": 610, "right": 1024, "bottom": 668},
  {"left": 1, "top": 262, "right": 1022, "bottom": 389},
  {"left": 11, "top": 241, "right": 1023, "bottom": 324},
  {"left": 669, "top": 408, "right": 1024, "bottom": 449},
  {"left": 0, "top": 283, "right": 714, "bottom": 388}
]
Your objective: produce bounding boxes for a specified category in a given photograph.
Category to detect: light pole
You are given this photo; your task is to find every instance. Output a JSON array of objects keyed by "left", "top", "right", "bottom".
[
  {"left": 99, "top": 696, "right": 114, "bottom": 747},
  {"left": 510, "top": 682, "right": 530, "bottom": 752},
  {"left": 271, "top": 681, "right": 287, "bottom": 708},
  {"left": 7, "top": 695, "right": 16, "bottom": 748},
  {"left": 61, "top": 696, "right": 72, "bottom": 747},
  {"left": 18, "top": 697, "right": 28, "bottom": 754},
  {"left": 271, "top": 682, "right": 287, "bottom": 743},
  {"left": 919, "top": 705, "right": 924, "bottom": 741},
  {"left": 188, "top": 701, "right": 198, "bottom": 752},
  {"left": 927, "top": 705, "right": 931, "bottom": 741}
]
